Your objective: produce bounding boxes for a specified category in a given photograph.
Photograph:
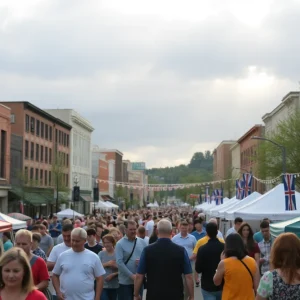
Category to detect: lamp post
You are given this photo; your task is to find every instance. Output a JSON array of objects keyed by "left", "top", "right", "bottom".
[
  {"left": 251, "top": 136, "right": 286, "bottom": 174},
  {"left": 73, "top": 175, "right": 79, "bottom": 214},
  {"left": 234, "top": 167, "right": 251, "bottom": 174}
]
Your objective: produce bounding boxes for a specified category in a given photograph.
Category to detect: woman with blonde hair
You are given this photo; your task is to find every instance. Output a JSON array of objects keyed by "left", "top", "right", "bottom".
[
  {"left": 256, "top": 233, "right": 300, "bottom": 299},
  {"left": 0, "top": 248, "right": 46, "bottom": 299}
]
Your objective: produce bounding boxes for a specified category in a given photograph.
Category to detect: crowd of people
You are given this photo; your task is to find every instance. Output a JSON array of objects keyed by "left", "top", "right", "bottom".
[{"left": 0, "top": 208, "right": 300, "bottom": 300}]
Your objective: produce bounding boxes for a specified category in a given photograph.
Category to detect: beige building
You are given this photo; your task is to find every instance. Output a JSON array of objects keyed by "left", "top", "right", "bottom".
[
  {"left": 230, "top": 143, "right": 241, "bottom": 179},
  {"left": 263, "top": 91, "right": 300, "bottom": 135}
]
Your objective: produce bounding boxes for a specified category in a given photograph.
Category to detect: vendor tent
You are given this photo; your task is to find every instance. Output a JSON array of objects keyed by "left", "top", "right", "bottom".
[
  {"left": 95, "top": 201, "right": 111, "bottom": 209},
  {"left": 0, "top": 213, "right": 27, "bottom": 230},
  {"left": 224, "top": 192, "right": 262, "bottom": 220},
  {"left": 105, "top": 201, "right": 119, "bottom": 208},
  {"left": 207, "top": 197, "right": 238, "bottom": 217},
  {"left": 270, "top": 216, "right": 300, "bottom": 237},
  {"left": 233, "top": 184, "right": 300, "bottom": 221},
  {"left": 285, "top": 221, "right": 300, "bottom": 237},
  {"left": 57, "top": 209, "right": 84, "bottom": 219}
]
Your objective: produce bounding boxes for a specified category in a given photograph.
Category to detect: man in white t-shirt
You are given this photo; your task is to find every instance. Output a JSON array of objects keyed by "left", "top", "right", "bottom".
[
  {"left": 52, "top": 228, "right": 105, "bottom": 300},
  {"left": 145, "top": 214, "right": 154, "bottom": 237}
]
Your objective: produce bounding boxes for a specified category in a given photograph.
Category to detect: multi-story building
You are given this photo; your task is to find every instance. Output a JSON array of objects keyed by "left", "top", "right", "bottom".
[
  {"left": 237, "top": 125, "right": 265, "bottom": 193},
  {"left": 230, "top": 142, "right": 240, "bottom": 180},
  {"left": 2, "top": 102, "right": 71, "bottom": 215},
  {"left": 45, "top": 109, "right": 94, "bottom": 214},
  {"left": 263, "top": 91, "right": 300, "bottom": 135},
  {"left": 0, "top": 104, "right": 11, "bottom": 213},
  {"left": 213, "top": 140, "right": 236, "bottom": 181}
]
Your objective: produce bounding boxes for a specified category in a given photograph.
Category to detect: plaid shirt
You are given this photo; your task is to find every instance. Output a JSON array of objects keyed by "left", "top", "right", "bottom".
[
  {"left": 258, "top": 238, "right": 273, "bottom": 274},
  {"left": 32, "top": 247, "right": 47, "bottom": 262}
]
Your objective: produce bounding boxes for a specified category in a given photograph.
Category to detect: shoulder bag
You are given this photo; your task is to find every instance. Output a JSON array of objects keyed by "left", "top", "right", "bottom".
[
  {"left": 239, "top": 258, "right": 254, "bottom": 287},
  {"left": 125, "top": 238, "right": 137, "bottom": 265}
]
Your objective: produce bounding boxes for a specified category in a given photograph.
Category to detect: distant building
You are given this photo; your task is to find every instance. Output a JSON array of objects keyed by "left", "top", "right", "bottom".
[
  {"left": 263, "top": 91, "right": 300, "bottom": 135},
  {"left": 230, "top": 142, "right": 240, "bottom": 180},
  {"left": 237, "top": 125, "right": 265, "bottom": 193},
  {"left": 1, "top": 101, "right": 72, "bottom": 216},
  {"left": 213, "top": 140, "right": 236, "bottom": 181},
  {"left": 45, "top": 109, "right": 94, "bottom": 214},
  {"left": 0, "top": 104, "right": 11, "bottom": 213}
]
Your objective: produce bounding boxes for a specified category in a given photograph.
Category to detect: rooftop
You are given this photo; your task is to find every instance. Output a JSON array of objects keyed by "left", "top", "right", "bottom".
[{"left": 237, "top": 124, "right": 264, "bottom": 143}]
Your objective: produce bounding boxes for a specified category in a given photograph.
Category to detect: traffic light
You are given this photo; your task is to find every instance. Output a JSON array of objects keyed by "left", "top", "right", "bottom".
[{"left": 73, "top": 186, "right": 80, "bottom": 201}]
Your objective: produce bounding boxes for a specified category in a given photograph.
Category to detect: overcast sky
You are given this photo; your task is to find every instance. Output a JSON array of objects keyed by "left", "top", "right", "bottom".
[{"left": 1, "top": 0, "right": 299, "bottom": 168}]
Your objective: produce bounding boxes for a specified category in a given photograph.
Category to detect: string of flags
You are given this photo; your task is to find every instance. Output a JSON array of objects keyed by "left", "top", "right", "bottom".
[{"left": 97, "top": 172, "right": 300, "bottom": 193}]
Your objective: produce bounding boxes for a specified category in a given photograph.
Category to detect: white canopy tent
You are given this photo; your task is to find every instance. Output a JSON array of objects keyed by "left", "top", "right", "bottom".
[
  {"left": 95, "top": 201, "right": 112, "bottom": 209},
  {"left": 207, "top": 197, "right": 238, "bottom": 217},
  {"left": 195, "top": 201, "right": 216, "bottom": 212},
  {"left": 224, "top": 192, "right": 262, "bottom": 220},
  {"left": 0, "top": 213, "right": 27, "bottom": 230},
  {"left": 57, "top": 209, "right": 84, "bottom": 219},
  {"left": 233, "top": 184, "right": 300, "bottom": 221},
  {"left": 147, "top": 203, "right": 154, "bottom": 207},
  {"left": 105, "top": 201, "right": 119, "bottom": 208}
]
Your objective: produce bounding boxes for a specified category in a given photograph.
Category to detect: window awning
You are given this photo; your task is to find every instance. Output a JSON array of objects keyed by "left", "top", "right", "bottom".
[
  {"left": 101, "top": 195, "right": 114, "bottom": 201},
  {"left": 80, "top": 195, "right": 93, "bottom": 202}
]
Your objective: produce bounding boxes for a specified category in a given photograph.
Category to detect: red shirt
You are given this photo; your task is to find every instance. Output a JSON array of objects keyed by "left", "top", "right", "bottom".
[
  {"left": 0, "top": 289, "right": 47, "bottom": 300},
  {"left": 31, "top": 256, "right": 50, "bottom": 286},
  {"left": 248, "top": 242, "right": 260, "bottom": 259}
]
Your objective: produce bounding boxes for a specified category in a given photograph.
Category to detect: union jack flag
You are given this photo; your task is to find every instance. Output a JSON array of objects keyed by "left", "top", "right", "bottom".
[
  {"left": 283, "top": 174, "right": 297, "bottom": 211},
  {"left": 215, "top": 189, "right": 224, "bottom": 205},
  {"left": 236, "top": 180, "right": 245, "bottom": 200},
  {"left": 243, "top": 173, "right": 253, "bottom": 198}
]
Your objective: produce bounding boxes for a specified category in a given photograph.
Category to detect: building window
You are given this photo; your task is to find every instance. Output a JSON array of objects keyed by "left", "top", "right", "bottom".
[
  {"left": 10, "top": 114, "right": 15, "bottom": 124},
  {"left": 25, "top": 115, "right": 30, "bottom": 132},
  {"left": 36, "top": 144, "right": 39, "bottom": 161},
  {"left": 0, "top": 131, "right": 6, "bottom": 178},
  {"left": 45, "top": 170, "right": 48, "bottom": 186},
  {"left": 45, "top": 147, "right": 48, "bottom": 163},
  {"left": 49, "top": 149, "right": 52, "bottom": 164},
  {"left": 49, "top": 171, "right": 52, "bottom": 186},
  {"left": 30, "top": 117, "right": 35, "bottom": 133},
  {"left": 30, "top": 142, "right": 34, "bottom": 160},
  {"left": 30, "top": 168, "right": 34, "bottom": 180},
  {"left": 64, "top": 133, "right": 66, "bottom": 146},
  {"left": 45, "top": 124, "right": 49, "bottom": 140},
  {"left": 49, "top": 126, "right": 53, "bottom": 141},
  {"left": 55, "top": 129, "right": 58, "bottom": 143},
  {"left": 36, "top": 120, "right": 40, "bottom": 136},
  {"left": 66, "top": 154, "right": 69, "bottom": 167},
  {"left": 35, "top": 168, "right": 38, "bottom": 181},
  {"left": 40, "top": 146, "right": 44, "bottom": 162},
  {"left": 40, "top": 170, "right": 43, "bottom": 186},
  {"left": 66, "top": 174, "right": 69, "bottom": 187},
  {"left": 41, "top": 122, "right": 44, "bottom": 138},
  {"left": 24, "top": 167, "right": 28, "bottom": 184},
  {"left": 25, "top": 140, "right": 29, "bottom": 159},
  {"left": 59, "top": 131, "right": 62, "bottom": 144},
  {"left": 66, "top": 134, "right": 69, "bottom": 147}
]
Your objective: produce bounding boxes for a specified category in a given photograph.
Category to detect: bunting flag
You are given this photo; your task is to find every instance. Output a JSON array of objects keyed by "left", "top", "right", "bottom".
[
  {"left": 243, "top": 173, "right": 253, "bottom": 198},
  {"left": 283, "top": 174, "right": 296, "bottom": 211},
  {"left": 215, "top": 189, "right": 223, "bottom": 205},
  {"left": 236, "top": 180, "right": 245, "bottom": 200}
]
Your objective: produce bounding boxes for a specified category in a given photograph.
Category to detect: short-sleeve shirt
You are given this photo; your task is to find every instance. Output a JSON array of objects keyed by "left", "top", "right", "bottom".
[
  {"left": 99, "top": 250, "right": 119, "bottom": 289},
  {"left": 40, "top": 234, "right": 54, "bottom": 254},
  {"left": 191, "top": 230, "right": 206, "bottom": 241},
  {"left": 49, "top": 222, "right": 62, "bottom": 238},
  {"left": 84, "top": 242, "right": 103, "bottom": 255},
  {"left": 145, "top": 220, "right": 154, "bottom": 237},
  {"left": 31, "top": 256, "right": 50, "bottom": 286},
  {"left": 258, "top": 270, "right": 300, "bottom": 299},
  {"left": 172, "top": 233, "right": 197, "bottom": 259},
  {"left": 193, "top": 236, "right": 224, "bottom": 255},
  {"left": 3, "top": 240, "right": 13, "bottom": 252},
  {"left": 0, "top": 290, "right": 47, "bottom": 300},
  {"left": 247, "top": 243, "right": 260, "bottom": 259},
  {"left": 48, "top": 243, "right": 70, "bottom": 263},
  {"left": 53, "top": 249, "right": 106, "bottom": 300}
]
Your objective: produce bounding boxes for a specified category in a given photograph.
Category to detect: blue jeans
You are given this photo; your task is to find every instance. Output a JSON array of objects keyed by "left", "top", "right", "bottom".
[
  {"left": 118, "top": 284, "right": 143, "bottom": 300},
  {"left": 101, "top": 288, "right": 118, "bottom": 300},
  {"left": 201, "top": 289, "right": 222, "bottom": 300}
]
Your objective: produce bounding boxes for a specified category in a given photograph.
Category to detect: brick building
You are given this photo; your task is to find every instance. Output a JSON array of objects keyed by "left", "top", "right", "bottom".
[
  {"left": 213, "top": 140, "right": 236, "bottom": 181},
  {"left": 1, "top": 102, "right": 72, "bottom": 215},
  {"left": 237, "top": 125, "right": 265, "bottom": 193},
  {"left": 0, "top": 104, "right": 11, "bottom": 213}
]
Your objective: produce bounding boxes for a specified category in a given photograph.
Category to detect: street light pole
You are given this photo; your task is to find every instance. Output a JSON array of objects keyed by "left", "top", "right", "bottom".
[{"left": 251, "top": 136, "right": 287, "bottom": 174}]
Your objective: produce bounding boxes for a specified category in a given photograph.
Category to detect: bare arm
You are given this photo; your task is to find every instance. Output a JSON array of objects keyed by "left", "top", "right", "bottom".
[
  {"left": 134, "top": 274, "right": 144, "bottom": 298},
  {"left": 184, "top": 273, "right": 194, "bottom": 300},
  {"left": 254, "top": 253, "right": 260, "bottom": 266},
  {"left": 47, "top": 261, "right": 55, "bottom": 271},
  {"left": 213, "top": 260, "right": 225, "bottom": 286},
  {"left": 95, "top": 276, "right": 104, "bottom": 300},
  {"left": 255, "top": 294, "right": 267, "bottom": 300},
  {"left": 47, "top": 245, "right": 53, "bottom": 257},
  {"left": 36, "top": 280, "right": 48, "bottom": 291},
  {"left": 254, "top": 264, "right": 260, "bottom": 292}
]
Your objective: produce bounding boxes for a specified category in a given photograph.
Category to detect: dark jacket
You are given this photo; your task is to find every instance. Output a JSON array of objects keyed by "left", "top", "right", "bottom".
[{"left": 195, "top": 237, "right": 224, "bottom": 292}]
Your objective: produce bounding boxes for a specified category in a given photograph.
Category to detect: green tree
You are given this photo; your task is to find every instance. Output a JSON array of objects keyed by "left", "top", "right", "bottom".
[{"left": 255, "top": 111, "right": 300, "bottom": 187}]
